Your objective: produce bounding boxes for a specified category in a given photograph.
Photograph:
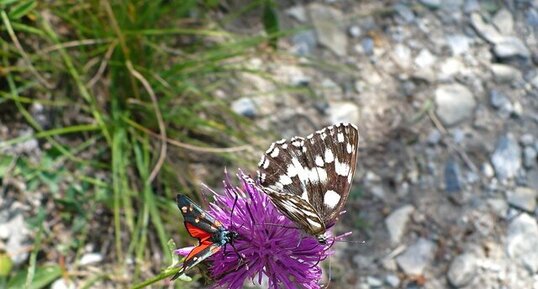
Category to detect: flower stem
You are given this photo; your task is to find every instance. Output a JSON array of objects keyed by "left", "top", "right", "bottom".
[{"left": 131, "top": 267, "right": 181, "bottom": 289}]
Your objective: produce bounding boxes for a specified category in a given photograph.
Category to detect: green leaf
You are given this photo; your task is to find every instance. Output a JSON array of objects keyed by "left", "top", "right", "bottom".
[
  {"left": 0, "top": 155, "right": 15, "bottom": 178},
  {"left": 262, "top": 1, "right": 279, "bottom": 48},
  {"left": 0, "top": 0, "right": 20, "bottom": 6},
  {"left": 8, "top": 0, "right": 36, "bottom": 19},
  {"left": 7, "top": 265, "right": 61, "bottom": 289}
]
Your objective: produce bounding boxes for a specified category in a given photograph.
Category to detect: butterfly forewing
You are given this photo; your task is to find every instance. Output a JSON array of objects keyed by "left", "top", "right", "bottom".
[
  {"left": 257, "top": 123, "right": 359, "bottom": 236},
  {"left": 177, "top": 194, "right": 223, "bottom": 236}
]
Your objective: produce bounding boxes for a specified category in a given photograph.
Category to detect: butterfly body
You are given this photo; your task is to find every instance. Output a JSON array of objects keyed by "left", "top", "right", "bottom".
[
  {"left": 173, "top": 194, "right": 238, "bottom": 280},
  {"left": 257, "top": 123, "right": 359, "bottom": 243}
]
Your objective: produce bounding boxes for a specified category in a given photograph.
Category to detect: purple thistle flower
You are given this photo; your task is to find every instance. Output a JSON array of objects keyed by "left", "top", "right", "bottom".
[{"left": 176, "top": 172, "right": 334, "bottom": 289}]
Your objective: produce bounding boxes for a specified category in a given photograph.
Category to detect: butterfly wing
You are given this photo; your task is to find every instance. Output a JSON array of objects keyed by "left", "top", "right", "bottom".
[
  {"left": 173, "top": 194, "right": 224, "bottom": 279},
  {"left": 257, "top": 123, "right": 359, "bottom": 230},
  {"left": 171, "top": 241, "right": 222, "bottom": 280},
  {"left": 177, "top": 194, "right": 223, "bottom": 235}
]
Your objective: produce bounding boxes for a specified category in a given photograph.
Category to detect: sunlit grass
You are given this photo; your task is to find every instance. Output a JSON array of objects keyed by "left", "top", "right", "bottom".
[{"left": 0, "top": 0, "right": 280, "bottom": 287}]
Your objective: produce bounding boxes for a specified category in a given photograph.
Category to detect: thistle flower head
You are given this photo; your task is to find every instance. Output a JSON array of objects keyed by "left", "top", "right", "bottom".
[{"left": 177, "top": 172, "right": 332, "bottom": 289}]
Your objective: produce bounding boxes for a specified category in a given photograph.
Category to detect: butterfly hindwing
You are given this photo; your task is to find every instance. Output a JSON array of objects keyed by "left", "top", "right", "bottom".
[
  {"left": 257, "top": 123, "right": 359, "bottom": 238},
  {"left": 173, "top": 195, "right": 231, "bottom": 280}
]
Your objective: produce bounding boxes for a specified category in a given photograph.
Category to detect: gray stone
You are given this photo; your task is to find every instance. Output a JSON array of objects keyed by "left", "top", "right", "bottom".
[
  {"left": 291, "top": 30, "right": 317, "bottom": 56},
  {"left": 434, "top": 84, "right": 476, "bottom": 126},
  {"left": 327, "top": 102, "right": 360, "bottom": 125},
  {"left": 427, "top": 130, "right": 442, "bottom": 145},
  {"left": 492, "top": 9, "right": 514, "bottom": 35},
  {"left": 447, "top": 253, "right": 477, "bottom": 287},
  {"left": 415, "top": 49, "right": 436, "bottom": 68},
  {"left": 487, "top": 198, "right": 508, "bottom": 218},
  {"left": 396, "top": 238, "right": 436, "bottom": 275},
  {"left": 0, "top": 213, "right": 30, "bottom": 265},
  {"left": 506, "top": 213, "right": 538, "bottom": 273},
  {"left": 446, "top": 34, "right": 472, "bottom": 55},
  {"left": 470, "top": 13, "right": 504, "bottom": 44},
  {"left": 361, "top": 37, "right": 375, "bottom": 56},
  {"left": 385, "top": 274, "right": 400, "bottom": 288},
  {"left": 367, "top": 276, "right": 383, "bottom": 287},
  {"left": 348, "top": 25, "right": 362, "bottom": 38},
  {"left": 51, "top": 279, "right": 76, "bottom": 289},
  {"left": 439, "top": 58, "right": 465, "bottom": 80},
  {"left": 490, "top": 90, "right": 513, "bottom": 118},
  {"left": 520, "top": 134, "right": 535, "bottom": 146},
  {"left": 393, "top": 44, "right": 412, "bottom": 68},
  {"left": 507, "top": 187, "right": 537, "bottom": 212},
  {"left": 491, "top": 134, "right": 522, "bottom": 181},
  {"left": 527, "top": 9, "right": 538, "bottom": 27},
  {"left": 80, "top": 252, "right": 103, "bottom": 266},
  {"left": 231, "top": 97, "right": 257, "bottom": 118},
  {"left": 493, "top": 37, "right": 531, "bottom": 59},
  {"left": 445, "top": 159, "right": 462, "bottom": 193},
  {"left": 385, "top": 205, "right": 415, "bottom": 244},
  {"left": 490, "top": 64, "right": 522, "bottom": 83},
  {"left": 286, "top": 5, "right": 307, "bottom": 23},
  {"left": 524, "top": 146, "right": 537, "bottom": 168},
  {"left": 309, "top": 3, "right": 347, "bottom": 57},
  {"left": 463, "top": 0, "right": 480, "bottom": 13},
  {"left": 419, "top": 0, "right": 441, "bottom": 9},
  {"left": 482, "top": 162, "right": 495, "bottom": 178},
  {"left": 394, "top": 4, "right": 415, "bottom": 23}
]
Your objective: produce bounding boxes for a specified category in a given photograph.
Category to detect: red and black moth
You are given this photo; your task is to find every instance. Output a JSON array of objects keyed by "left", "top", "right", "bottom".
[{"left": 172, "top": 194, "right": 238, "bottom": 280}]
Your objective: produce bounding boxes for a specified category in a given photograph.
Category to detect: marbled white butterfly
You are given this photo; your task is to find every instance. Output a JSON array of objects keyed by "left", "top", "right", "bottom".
[{"left": 257, "top": 123, "right": 359, "bottom": 243}]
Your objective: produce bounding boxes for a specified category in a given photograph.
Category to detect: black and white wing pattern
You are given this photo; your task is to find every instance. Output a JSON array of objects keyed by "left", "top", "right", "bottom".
[{"left": 257, "top": 123, "right": 359, "bottom": 243}]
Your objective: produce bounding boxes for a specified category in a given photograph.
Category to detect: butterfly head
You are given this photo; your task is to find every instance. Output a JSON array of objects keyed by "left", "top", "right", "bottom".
[{"left": 215, "top": 229, "right": 239, "bottom": 245}]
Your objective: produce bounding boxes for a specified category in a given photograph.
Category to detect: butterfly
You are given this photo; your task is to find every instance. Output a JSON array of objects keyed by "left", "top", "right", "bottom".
[
  {"left": 172, "top": 194, "right": 238, "bottom": 280},
  {"left": 257, "top": 123, "right": 359, "bottom": 243}
]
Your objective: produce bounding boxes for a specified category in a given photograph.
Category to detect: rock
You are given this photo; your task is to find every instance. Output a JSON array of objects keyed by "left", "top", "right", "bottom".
[
  {"left": 492, "top": 9, "right": 514, "bottom": 35},
  {"left": 394, "top": 3, "right": 415, "bottom": 23},
  {"left": 487, "top": 198, "right": 508, "bottom": 218},
  {"left": 360, "top": 37, "right": 375, "bottom": 56},
  {"left": 444, "top": 159, "right": 462, "bottom": 193},
  {"left": 491, "top": 134, "right": 522, "bottom": 181},
  {"left": 446, "top": 34, "right": 472, "bottom": 55},
  {"left": 493, "top": 37, "right": 531, "bottom": 59},
  {"left": 490, "top": 90, "right": 514, "bottom": 118},
  {"left": 348, "top": 25, "right": 362, "bottom": 38},
  {"left": 392, "top": 44, "right": 412, "bottom": 68},
  {"left": 385, "top": 274, "right": 400, "bottom": 287},
  {"left": 0, "top": 213, "right": 30, "bottom": 266},
  {"left": 524, "top": 146, "right": 537, "bottom": 168},
  {"left": 439, "top": 58, "right": 464, "bottom": 80},
  {"left": 506, "top": 213, "right": 538, "bottom": 273},
  {"left": 419, "top": 0, "right": 441, "bottom": 9},
  {"left": 527, "top": 9, "right": 538, "bottom": 27},
  {"left": 385, "top": 205, "right": 415, "bottom": 244},
  {"left": 286, "top": 5, "right": 307, "bottom": 23},
  {"left": 520, "top": 134, "right": 535, "bottom": 146},
  {"left": 447, "top": 253, "right": 477, "bottom": 287},
  {"left": 470, "top": 13, "right": 504, "bottom": 44},
  {"left": 79, "top": 252, "right": 103, "bottom": 266},
  {"left": 327, "top": 102, "right": 360, "bottom": 125},
  {"left": 427, "top": 130, "right": 442, "bottom": 145},
  {"left": 51, "top": 279, "right": 76, "bottom": 289},
  {"left": 396, "top": 238, "right": 436, "bottom": 275},
  {"left": 309, "top": 3, "right": 347, "bottom": 57},
  {"left": 434, "top": 84, "right": 476, "bottom": 126},
  {"left": 507, "top": 187, "right": 537, "bottom": 212},
  {"left": 367, "top": 276, "right": 383, "bottom": 287},
  {"left": 490, "top": 64, "right": 522, "bottom": 83},
  {"left": 463, "top": 0, "right": 480, "bottom": 13},
  {"left": 415, "top": 49, "right": 436, "bottom": 68},
  {"left": 231, "top": 97, "right": 257, "bottom": 118},
  {"left": 291, "top": 30, "right": 317, "bottom": 56},
  {"left": 482, "top": 162, "right": 495, "bottom": 178}
]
